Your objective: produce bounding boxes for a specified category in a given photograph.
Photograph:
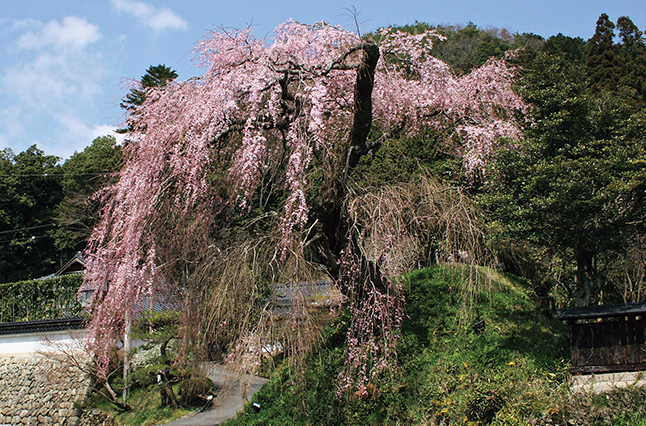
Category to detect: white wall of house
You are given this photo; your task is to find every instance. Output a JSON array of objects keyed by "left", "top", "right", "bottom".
[{"left": 0, "top": 329, "right": 87, "bottom": 358}]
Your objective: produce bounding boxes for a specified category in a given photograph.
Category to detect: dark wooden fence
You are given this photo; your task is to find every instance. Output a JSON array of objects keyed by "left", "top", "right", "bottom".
[
  {"left": 557, "top": 303, "right": 646, "bottom": 374},
  {"left": 570, "top": 317, "right": 646, "bottom": 374}
]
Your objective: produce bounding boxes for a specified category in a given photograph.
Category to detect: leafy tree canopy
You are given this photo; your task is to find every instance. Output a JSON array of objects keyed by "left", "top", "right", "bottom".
[
  {"left": 0, "top": 146, "right": 63, "bottom": 283},
  {"left": 53, "top": 135, "right": 123, "bottom": 259},
  {"left": 483, "top": 20, "right": 646, "bottom": 306}
]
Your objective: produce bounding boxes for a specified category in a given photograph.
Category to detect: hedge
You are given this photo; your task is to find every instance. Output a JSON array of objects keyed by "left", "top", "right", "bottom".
[{"left": 0, "top": 274, "right": 83, "bottom": 323}]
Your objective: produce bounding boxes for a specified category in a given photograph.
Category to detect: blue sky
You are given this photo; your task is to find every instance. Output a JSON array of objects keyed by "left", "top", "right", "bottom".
[{"left": 1, "top": 0, "right": 644, "bottom": 161}]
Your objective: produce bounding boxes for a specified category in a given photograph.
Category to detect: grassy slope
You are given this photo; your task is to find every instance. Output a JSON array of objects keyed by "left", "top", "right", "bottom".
[
  {"left": 224, "top": 265, "right": 646, "bottom": 425},
  {"left": 79, "top": 382, "right": 193, "bottom": 426}
]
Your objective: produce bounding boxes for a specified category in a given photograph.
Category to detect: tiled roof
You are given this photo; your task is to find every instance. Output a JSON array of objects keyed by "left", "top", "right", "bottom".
[
  {"left": 556, "top": 302, "right": 646, "bottom": 320},
  {"left": 0, "top": 317, "right": 86, "bottom": 335}
]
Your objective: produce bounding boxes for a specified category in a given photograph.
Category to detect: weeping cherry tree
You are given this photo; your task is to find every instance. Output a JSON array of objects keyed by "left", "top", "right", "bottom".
[{"left": 82, "top": 20, "right": 527, "bottom": 395}]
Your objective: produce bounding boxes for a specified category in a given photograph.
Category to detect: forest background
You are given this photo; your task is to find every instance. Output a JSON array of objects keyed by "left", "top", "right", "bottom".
[{"left": 1, "top": 13, "right": 644, "bottom": 307}]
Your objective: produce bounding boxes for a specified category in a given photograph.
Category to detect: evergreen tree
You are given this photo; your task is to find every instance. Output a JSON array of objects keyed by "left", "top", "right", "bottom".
[
  {"left": 120, "top": 64, "right": 178, "bottom": 111},
  {"left": 586, "top": 14, "right": 623, "bottom": 94},
  {"left": 616, "top": 16, "right": 646, "bottom": 106},
  {"left": 118, "top": 64, "right": 178, "bottom": 133},
  {"left": 484, "top": 32, "right": 646, "bottom": 306},
  {"left": 542, "top": 33, "right": 587, "bottom": 65},
  {"left": 0, "top": 146, "right": 63, "bottom": 282}
]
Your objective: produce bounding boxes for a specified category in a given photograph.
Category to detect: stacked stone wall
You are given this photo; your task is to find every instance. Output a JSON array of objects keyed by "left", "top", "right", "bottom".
[{"left": 0, "top": 356, "right": 90, "bottom": 426}]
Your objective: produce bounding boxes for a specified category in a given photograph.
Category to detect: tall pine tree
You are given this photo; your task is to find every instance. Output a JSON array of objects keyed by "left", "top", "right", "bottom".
[
  {"left": 586, "top": 14, "right": 623, "bottom": 94},
  {"left": 617, "top": 16, "right": 646, "bottom": 106},
  {"left": 118, "top": 64, "right": 178, "bottom": 133},
  {"left": 120, "top": 64, "right": 178, "bottom": 111}
]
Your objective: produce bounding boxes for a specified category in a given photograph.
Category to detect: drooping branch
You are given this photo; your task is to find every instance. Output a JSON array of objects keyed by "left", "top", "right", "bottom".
[{"left": 83, "top": 20, "right": 526, "bottom": 387}]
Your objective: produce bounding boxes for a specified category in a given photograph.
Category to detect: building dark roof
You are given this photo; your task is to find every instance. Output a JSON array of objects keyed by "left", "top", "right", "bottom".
[
  {"left": 268, "top": 279, "right": 342, "bottom": 317},
  {"left": 0, "top": 317, "right": 86, "bottom": 335},
  {"left": 135, "top": 294, "right": 181, "bottom": 314},
  {"left": 55, "top": 251, "right": 86, "bottom": 276},
  {"left": 38, "top": 251, "right": 87, "bottom": 280},
  {"left": 272, "top": 280, "right": 334, "bottom": 305},
  {"left": 556, "top": 302, "right": 646, "bottom": 321}
]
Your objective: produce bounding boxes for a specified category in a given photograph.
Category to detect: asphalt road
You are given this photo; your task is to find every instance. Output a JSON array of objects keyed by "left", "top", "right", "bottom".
[{"left": 159, "top": 363, "right": 268, "bottom": 426}]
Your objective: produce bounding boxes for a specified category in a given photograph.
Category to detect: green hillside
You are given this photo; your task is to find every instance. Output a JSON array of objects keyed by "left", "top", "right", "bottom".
[{"left": 224, "top": 265, "right": 646, "bottom": 425}]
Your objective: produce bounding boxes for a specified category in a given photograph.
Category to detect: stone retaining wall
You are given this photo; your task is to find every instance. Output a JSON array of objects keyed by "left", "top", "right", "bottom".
[
  {"left": 571, "top": 370, "right": 646, "bottom": 393},
  {"left": 0, "top": 356, "right": 90, "bottom": 425}
]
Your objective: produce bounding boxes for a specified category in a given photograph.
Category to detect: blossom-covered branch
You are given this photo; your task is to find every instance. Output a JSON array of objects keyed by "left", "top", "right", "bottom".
[{"left": 82, "top": 20, "right": 526, "bottom": 379}]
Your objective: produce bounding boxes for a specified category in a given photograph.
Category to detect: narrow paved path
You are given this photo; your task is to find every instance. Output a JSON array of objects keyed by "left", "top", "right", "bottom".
[{"left": 160, "top": 363, "right": 268, "bottom": 426}]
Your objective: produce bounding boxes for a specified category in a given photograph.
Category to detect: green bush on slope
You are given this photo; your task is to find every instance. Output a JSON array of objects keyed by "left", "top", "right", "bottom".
[{"left": 225, "top": 265, "right": 577, "bottom": 425}]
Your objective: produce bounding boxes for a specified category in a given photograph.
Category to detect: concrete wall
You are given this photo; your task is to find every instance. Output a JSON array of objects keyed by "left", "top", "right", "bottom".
[
  {"left": 571, "top": 370, "right": 646, "bottom": 393},
  {"left": 0, "top": 330, "right": 86, "bottom": 358}
]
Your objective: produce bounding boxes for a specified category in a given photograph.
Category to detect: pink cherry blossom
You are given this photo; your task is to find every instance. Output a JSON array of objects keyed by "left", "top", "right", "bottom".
[{"left": 82, "top": 20, "right": 525, "bottom": 378}]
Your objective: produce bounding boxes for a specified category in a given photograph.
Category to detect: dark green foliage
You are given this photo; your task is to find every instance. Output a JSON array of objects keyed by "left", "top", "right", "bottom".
[
  {"left": 120, "top": 64, "right": 178, "bottom": 111},
  {"left": 521, "top": 46, "right": 591, "bottom": 154},
  {"left": 79, "top": 310, "right": 213, "bottom": 421},
  {"left": 177, "top": 376, "right": 215, "bottom": 407},
  {"left": 140, "top": 65, "right": 178, "bottom": 90},
  {"left": 53, "top": 135, "right": 122, "bottom": 259},
  {"left": 433, "top": 22, "right": 512, "bottom": 74},
  {"left": 351, "top": 134, "right": 460, "bottom": 186},
  {"left": 542, "top": 33, "right": 587, "bottom": 65},
  {"left": 130, "top": 310, "right": 214, "bottom": 409},
  {"left": 0, "top": 146, "right": 63, "bottom": 283},
  {"left": 0, "top": 140, "right": 121, "bottom": 284},
  {"left": 587, "top": 14, "right": 623, "bottom": 95},
  {"left": 617, "top": 16, "right": 646, "bottom": 106},
  {"left": 484, "top": 135, "right": 645, "bottom": 303},
  {"left": 130, "top": 311, "right": 183, "bottom": 408},
  {"left": 0, "top": 274, "right": 83, "bottom": 323},
  {"left": 482, "top": 21, "right": 646, "bottom": 306},
  {"left": 586, "top": 14, "right": 646, "bottom": 108},
  {"left": 58, "top": 136, "right": 122, "bottom": 197},
  {"left": 584, "top": 14, "right": 646, "bottom": 109}
]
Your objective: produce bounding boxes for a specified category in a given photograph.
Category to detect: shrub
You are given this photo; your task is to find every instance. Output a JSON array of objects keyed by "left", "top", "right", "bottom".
[{"left": 177, "top": 376, "right": 215, "bottom": 408}]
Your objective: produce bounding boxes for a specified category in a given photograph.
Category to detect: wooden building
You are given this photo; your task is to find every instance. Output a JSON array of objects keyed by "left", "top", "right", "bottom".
[
  {"left": 37, "top": 251, "right": 87, "bottom": 280},
  {"left": 556, "top": 302, "right": 646, "bottom": 374}
]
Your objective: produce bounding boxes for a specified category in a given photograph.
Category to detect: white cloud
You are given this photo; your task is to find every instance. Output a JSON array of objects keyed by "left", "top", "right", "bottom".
[
  {"left": 3, "top": 48, "right": 104, "bottom": 112},
  {"left": 16, "top": 16, "right": 101, "bottom": 50},
  {"left": 3, "top": 18, "right": 40, "bottom": 33},
  {"left": 91, "top": 124, "right": 127, "bottom": 146},
  {"left": 0, "top": 16, "right": 107, "bottom": 159},
  {"left": 52, "top": 116, "right": 125, "bottom": 158},
  {"left": 111, "top": 0, "right": 188, "bottom": 32}
]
